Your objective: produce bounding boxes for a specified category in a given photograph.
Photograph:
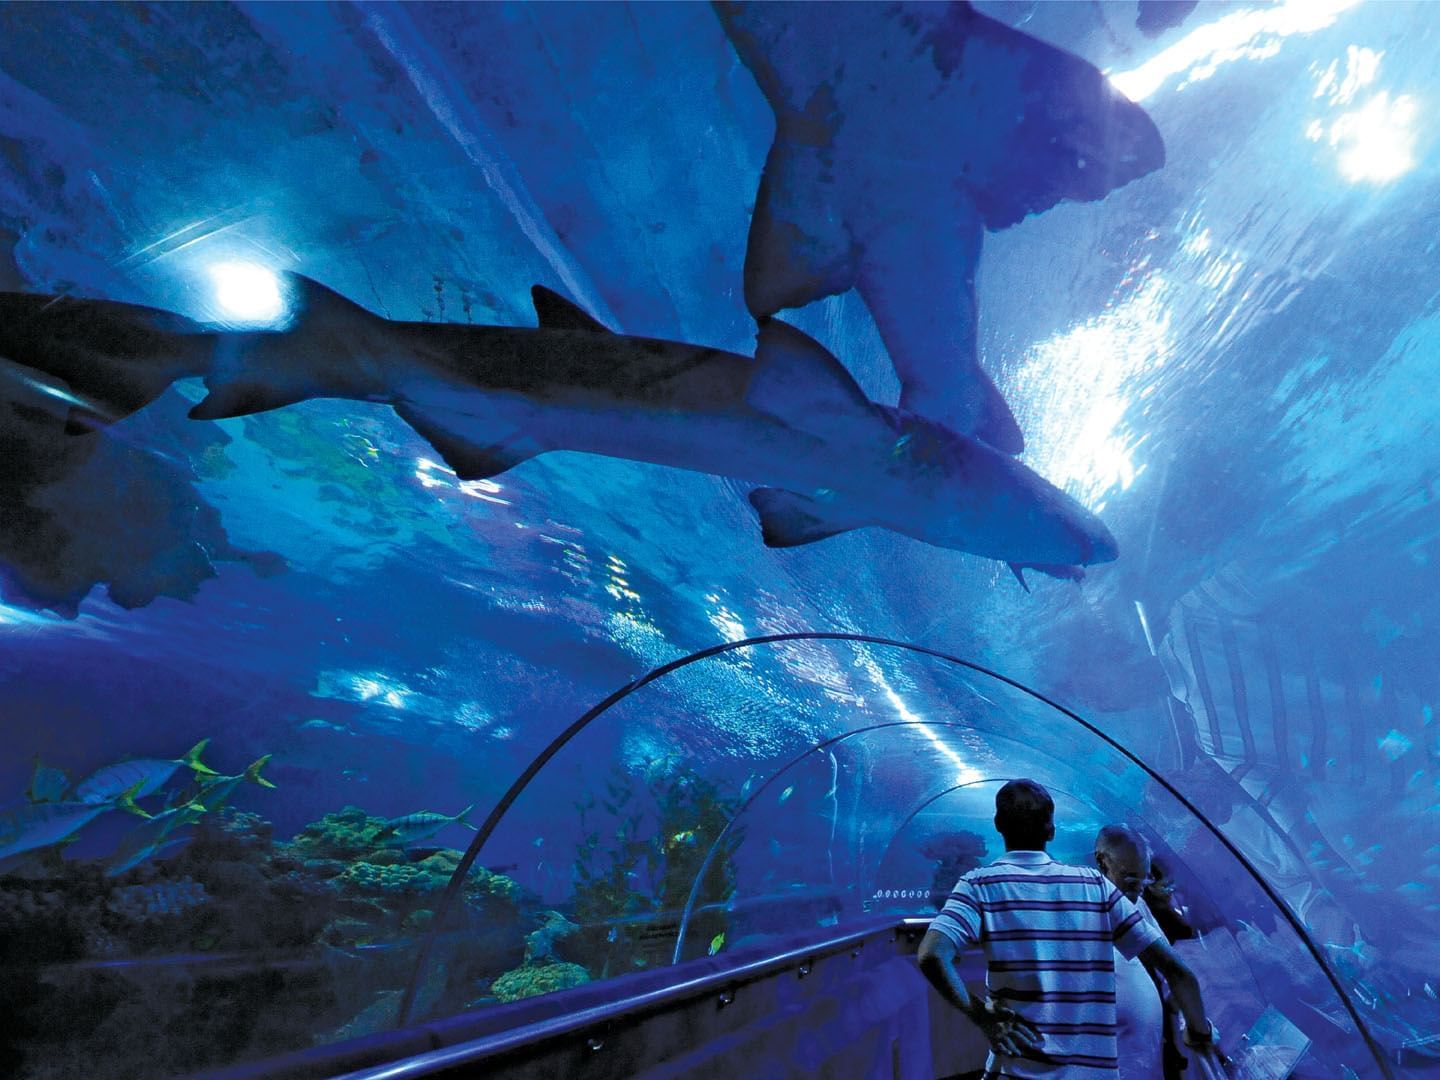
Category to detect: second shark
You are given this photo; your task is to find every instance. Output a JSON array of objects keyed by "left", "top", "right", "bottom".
[{"left": 0, "top": 275, "right": 1117, "bottom": 584}]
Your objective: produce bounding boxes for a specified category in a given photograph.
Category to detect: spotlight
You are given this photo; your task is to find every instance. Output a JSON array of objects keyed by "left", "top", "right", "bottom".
[{"left": 207, "top": 262, "right": 285, "bottom": 324}]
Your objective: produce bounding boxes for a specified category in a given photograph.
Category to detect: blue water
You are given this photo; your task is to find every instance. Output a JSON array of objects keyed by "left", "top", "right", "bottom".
[{"left": 0, "top": 2, "right": 1436, "bottom": 1077}]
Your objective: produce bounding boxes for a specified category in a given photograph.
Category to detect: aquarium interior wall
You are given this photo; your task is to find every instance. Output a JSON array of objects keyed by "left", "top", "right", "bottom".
[{"left": 0, "top": 2, "right": 1437, "bottom": 1078}]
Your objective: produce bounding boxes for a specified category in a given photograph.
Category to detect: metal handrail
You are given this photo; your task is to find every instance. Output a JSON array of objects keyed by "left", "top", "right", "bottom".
[{"left": 351, "top": 916, "right": 901, "bottom": 1079}]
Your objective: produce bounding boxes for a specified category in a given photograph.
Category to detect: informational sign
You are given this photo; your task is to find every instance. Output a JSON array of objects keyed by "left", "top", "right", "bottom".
[{"left": 1227, "top": 1006, "right": 1311, "bottom": 1079}]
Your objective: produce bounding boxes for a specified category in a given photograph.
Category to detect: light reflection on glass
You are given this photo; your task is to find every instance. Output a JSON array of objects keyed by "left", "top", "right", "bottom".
[
  {"left": 855, "top": 653, "right": 983, "bottom": 786},
  {"left": 1109, "top": 0, "right": 1361, "bottom": 103},
  {"left": 1320, "top": 91, "right": 1419, "bottom": 184},
  {"left": 1012, "top": 277, "right": 1173, "bottom": 508}
]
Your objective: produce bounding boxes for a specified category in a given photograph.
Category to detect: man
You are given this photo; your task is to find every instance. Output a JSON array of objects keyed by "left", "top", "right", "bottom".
[
  {"left": 917, "top": 780, "right": 1218, "bottom": 1078},
  {"left": 1094, "top": 824, "right": 1169, "bottom": 1080}
]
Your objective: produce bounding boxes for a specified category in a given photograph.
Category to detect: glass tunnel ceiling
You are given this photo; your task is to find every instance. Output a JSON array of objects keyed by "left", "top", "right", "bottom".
[{"left": 0, "top": 0, "right": 1435, "bottom": 1075}]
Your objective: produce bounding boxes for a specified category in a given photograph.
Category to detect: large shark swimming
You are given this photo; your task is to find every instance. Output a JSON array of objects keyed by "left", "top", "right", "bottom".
[
  {"left": 716, "top": 2, "right": 1165, "bottom": 452},
  {"left": 0, "top": 274, "right": 1117, "bottom": 582}
]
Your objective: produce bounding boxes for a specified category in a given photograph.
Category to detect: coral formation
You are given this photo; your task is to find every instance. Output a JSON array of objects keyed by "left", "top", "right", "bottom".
[
  {"left": 291, "top": 806, "right": 392, "bottom": 860},
  {"left": 490, "top": 959, "right": 591, "bottom": 1003},
  {"left": 107, "top": 876, "right": 208, "bottom": 920}
]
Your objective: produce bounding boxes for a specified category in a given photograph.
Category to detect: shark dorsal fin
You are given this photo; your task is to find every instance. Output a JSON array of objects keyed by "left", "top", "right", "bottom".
[
  {"left": 749, "top": 487, "right": 860, "bottom": 548},
  {"left": 531, "top": 286, "right": 613, "bottom": 334},
  {"left": 746, "top": 318, "right": 874, "bottom": 425}
]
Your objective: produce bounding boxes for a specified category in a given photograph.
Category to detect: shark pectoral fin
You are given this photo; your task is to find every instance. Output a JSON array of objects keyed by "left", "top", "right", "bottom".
[
  {"left": 744, "top": 132, "right": 860, "bottom": 318},
  {"left": 1008, "top": 563, "right": 1032, "bottom": 593},
  {"left": 531, "top": 287, "right": 613, "bottom": 334},
  {"left": 189, "top": 378, "right": 309, "bottom": 421},
  {"left": 1008, "top": 562, "right": 1086, "bottom": 592},
  {"left": 749, "top": 488, "right": 861, "bottom": 548},
  {"left": 747, "top": 318, "right": 874, "bottom": 426},
  {"left": 394, "top": 404, "right": 540, "bottom": 481}
]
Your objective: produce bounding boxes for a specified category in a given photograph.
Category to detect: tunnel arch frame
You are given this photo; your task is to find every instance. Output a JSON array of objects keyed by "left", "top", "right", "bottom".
[{"left": 396, "top": 631, "right": 1391, "bottom": 1076}]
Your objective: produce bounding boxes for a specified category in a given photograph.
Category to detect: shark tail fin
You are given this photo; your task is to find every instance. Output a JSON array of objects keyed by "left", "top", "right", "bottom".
[
  {"left": 244, "top": 755, "right": 276, "bottom": 789},
  {"left": 749, "top": 488, "right": 862, "bottom": 548},
  {"left": 456, "top": 804, "right": 478, "bottom": 830},
  {"left": 531, "top": 287, "right": 613, "bottom": 333},
  {"left": 189, "top": 274, "right": 385, "bottom": 421},
  {"left": 1008, "top": 562, "right": 1086, "bottom": 592},
  {"left": 116, "top": 780, "right": 154, "bottom": 819},
  {"left": 183, "top": 739, "right": 220, "bottom": 777},
  {"left": 0, "top": 294, "right": 213, "bottom": 433}
]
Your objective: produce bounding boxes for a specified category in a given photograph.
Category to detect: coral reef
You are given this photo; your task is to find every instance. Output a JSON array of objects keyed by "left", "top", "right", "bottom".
[
  {"left": 0, "top": 761, "right": 733, "bottom": 1078},
  {"left": 0, "top": 797, "right": 534, "bottom": 1080}
]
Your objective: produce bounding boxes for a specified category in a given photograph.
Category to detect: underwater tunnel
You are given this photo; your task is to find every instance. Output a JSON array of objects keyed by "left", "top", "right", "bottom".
[{"left": 0, "top": 2, "right": 1437, "bottom": 1078}]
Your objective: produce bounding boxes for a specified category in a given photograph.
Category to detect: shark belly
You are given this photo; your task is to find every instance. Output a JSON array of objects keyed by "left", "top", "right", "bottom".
[{"left": 404, "top": 384, "right": 833, "bottom": 494}]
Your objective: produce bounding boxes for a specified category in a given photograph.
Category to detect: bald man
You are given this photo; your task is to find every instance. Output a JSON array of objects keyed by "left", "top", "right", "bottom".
[{"left": 1093, "top": 825, "right": 1165, "bottom": 1078}]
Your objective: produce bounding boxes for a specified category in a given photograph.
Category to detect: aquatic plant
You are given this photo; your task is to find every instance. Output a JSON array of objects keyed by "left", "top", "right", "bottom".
[{"left": 570, "top": 763, "right": 739, "bottom": 976}]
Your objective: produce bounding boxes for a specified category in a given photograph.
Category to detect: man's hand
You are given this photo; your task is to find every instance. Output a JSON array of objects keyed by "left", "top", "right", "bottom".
[
  {"left": 966, "top": 999, "right": 1044, "bottom": 1058},
  {"left": 917, "top": 929, "right": 1042, "bottom": 1058}
]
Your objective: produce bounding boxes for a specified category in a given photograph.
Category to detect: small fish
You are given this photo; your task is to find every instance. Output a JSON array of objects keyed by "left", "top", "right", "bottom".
[
  {"left": 298, "top": 718, "right": 350, "bottom": 735},
  {"left": 25, "top": 755, "right": 70, "bottom": 804},
  {"left": 191, "top": 756, "right": 276, "bottom": 812},
  {"left": 0, "top": 780, "right": 148, "bottom": 862},
  {"left": 708, "top": 932, "right": 725, "bottom": 956},
  {"left": 778, "top": 785, "right": 794, "bottom": 804},
  {"left": 75, "top": 740, "right": 218, "bottom": 804},
  {"left": 376, "top": 805, "right": 476, "bottom": 847},
  {"left": 670, "top": 830, "right": 697, "bottom": 847},
  {"left": 607, "top": 926, "right": 618, "bottom": 943}
]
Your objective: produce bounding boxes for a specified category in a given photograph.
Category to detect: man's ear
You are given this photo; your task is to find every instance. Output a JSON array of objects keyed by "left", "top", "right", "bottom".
[{"left": 1045, "top": 821, "right": 1056, "bottom": 842}]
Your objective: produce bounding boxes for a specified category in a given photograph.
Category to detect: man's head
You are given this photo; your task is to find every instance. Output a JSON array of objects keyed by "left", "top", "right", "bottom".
[
  {"left": 994, "top": 779, "right": 1055, "bottom": 851},
  {"left": 1094, "top": 824, "right": 1152, "bottom": 901}
]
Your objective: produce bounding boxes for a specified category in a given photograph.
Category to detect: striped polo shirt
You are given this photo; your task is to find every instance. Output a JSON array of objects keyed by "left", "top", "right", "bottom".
[{"left": 929, "top": 850, "right": 1164, "bottom": 1078}]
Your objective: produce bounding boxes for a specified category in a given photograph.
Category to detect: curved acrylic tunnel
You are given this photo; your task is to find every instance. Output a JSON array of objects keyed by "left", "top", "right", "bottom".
[{"left": 397, "top": 635, "right": 1393, "bottom": 1076}]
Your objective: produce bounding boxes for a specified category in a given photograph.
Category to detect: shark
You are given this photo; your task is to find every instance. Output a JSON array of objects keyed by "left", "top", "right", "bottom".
[
  {"left": 0, "top": 274, "right": 1117, "bottom": 581},
  {"left": 715, "top": 1, "right": 1165, "bottom": 452}
]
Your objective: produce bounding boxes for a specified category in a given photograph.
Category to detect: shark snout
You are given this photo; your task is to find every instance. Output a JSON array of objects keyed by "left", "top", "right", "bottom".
[{"left": 1073, "top": 515, "right": 1119, "bottom": 566}]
